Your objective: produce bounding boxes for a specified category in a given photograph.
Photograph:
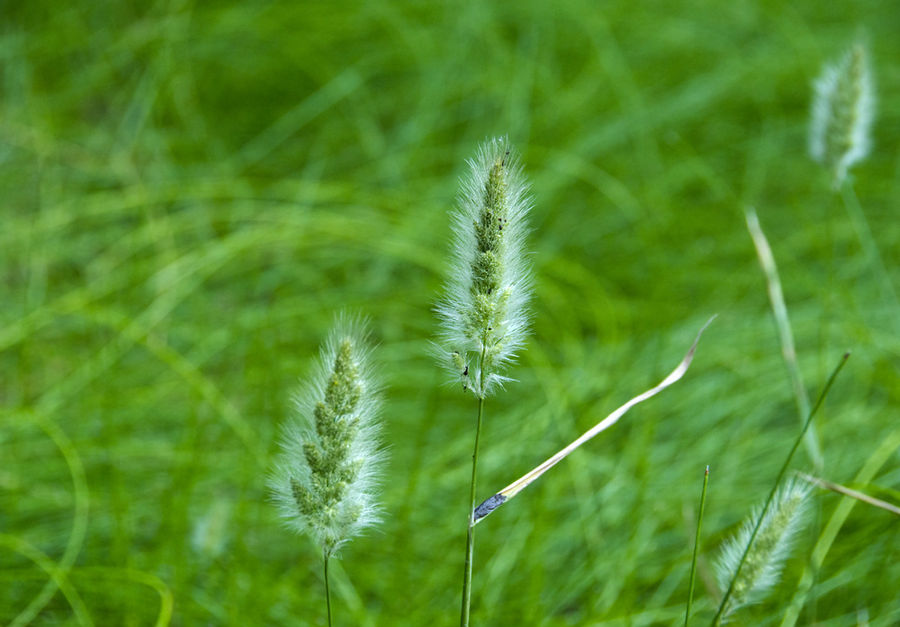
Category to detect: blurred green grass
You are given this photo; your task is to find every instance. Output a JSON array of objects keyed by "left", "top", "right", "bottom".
[{"left": 2, "top": 0, "right": 899, "bottom": 624}]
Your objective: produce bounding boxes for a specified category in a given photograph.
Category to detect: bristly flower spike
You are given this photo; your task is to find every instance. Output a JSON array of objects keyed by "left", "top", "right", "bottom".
[
  {"left": 714, "top": 477, "right": 812, "bottom": 622},
  {"left": 436, "top": 137, "right": 533, "bottom": 397},
  {"left": 270, "top": 318, "right": 384, "bottom": 558},
  {"left": 809, "top": 43, "right": 875, "bottom": 187}
]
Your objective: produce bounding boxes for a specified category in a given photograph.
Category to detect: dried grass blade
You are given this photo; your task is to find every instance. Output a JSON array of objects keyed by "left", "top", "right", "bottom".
[{"left": 472, "top": 315, "right": 716, "bottom": 524}]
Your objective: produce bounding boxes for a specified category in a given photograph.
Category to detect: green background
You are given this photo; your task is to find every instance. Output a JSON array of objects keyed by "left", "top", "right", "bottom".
[{"left": 2, "top": 0, "right": 899, "bottom": 624}]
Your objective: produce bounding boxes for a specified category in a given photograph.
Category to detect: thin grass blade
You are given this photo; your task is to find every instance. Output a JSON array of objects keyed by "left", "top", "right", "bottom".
[
  {"left": 685, "top": 465, "right": 710, "bottom": 626},
  {"left": 473, "top": 315, "right": 716, "bottom": 524}
]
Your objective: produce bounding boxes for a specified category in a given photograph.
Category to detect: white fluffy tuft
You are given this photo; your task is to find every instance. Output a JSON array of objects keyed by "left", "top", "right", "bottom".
[
  {"left": 715, "top": 477, "right": 812, "bottom": 621},
  {"left": 809, "top": 43, "right": 875, "bottom": 186},
  {"left": 268, "top": 316, "right": 384, "bottom": 557},
  {"left": 435, "top": 137, "right": 533, "bottom": 397}
]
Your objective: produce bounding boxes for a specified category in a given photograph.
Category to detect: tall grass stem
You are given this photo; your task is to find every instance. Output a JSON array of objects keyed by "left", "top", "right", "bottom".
[
  {"left": 461, "top": 348, "right": 487, "bottom": 627},
  {"left": 711, "top": 352, "right": 849, "bottom": 626},
  {"left": 839, "top": 181, "right": 898, "bottom": 309},
  {"left": 324, "top": 550, "right": 332, "bottom": 627},
  {"left": 745, "top": 208, "right": 823, "bottom": 471},
  {"left": 685, "top": 465, "right": 710, "bottom": 627}
]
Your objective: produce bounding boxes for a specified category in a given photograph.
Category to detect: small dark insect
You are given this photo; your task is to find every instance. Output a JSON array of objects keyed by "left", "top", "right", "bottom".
[{"left": 463, "top": 365, "right": 469, "bottom": 376}]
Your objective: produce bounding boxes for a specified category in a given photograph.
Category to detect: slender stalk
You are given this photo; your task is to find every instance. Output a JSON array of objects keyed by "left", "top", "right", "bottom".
[
  {"left": 461, "top": 346, "right": 487, "bottom": 627},
  {"left": 324, "top": 550, "right": 332, "bottom": 627},
  {"left": 745, "top": 208, "right": 822, "bottom": 471},
  {"left": 711, "top": 352, "right": 849, "bottom": 626},
  {"left": 685, "top": 465, "right": 710, "bottom": 627},
  {"left": 839, "top": 181, "right": 899, "bottom": 309}
]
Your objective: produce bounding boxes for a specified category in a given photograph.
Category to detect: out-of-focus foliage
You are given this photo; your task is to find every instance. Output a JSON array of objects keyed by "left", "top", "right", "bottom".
[{"left": 1, "top": 1, "right": 899, "bottom": 624}]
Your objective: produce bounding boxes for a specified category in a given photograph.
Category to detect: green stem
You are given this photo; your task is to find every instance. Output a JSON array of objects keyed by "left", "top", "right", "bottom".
[
  {"left": 324, "top": 550, "right": 332, "bottom": 627},
  {"left": 685, "top": 465, "right": 709, "bottom": 627},
  {"left": 711, "top": 352, "right": 849, "bottom": 626},
  {"left": 745, "top": 208, "right": 822, "bottom": 471},
  {"left": 839, "top": 180, "right": 899, "bottom": 310},
  {"left": 461, "top": 348, "right": 487, "bottom": 627}
]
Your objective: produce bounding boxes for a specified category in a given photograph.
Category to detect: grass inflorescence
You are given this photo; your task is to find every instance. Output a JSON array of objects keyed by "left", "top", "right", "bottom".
[
  {"left": 714, "top": 478, "right": 812, "bottom": 621},
  {"left": 270, "top": 319, "right": 383, "bottom": 625},
  {"left": 436, "top": 136, "right": 533, "bottom": 399},
  {"left": 809, "top": 43, "right": 874, "bottom": 187}
]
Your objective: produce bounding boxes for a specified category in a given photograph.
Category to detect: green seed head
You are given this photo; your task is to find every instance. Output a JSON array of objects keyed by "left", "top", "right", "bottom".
[
  {"left": 270, "top": 319, "right": 384, "bottom": 557},
  {"left": 715, "top": 478, "right": 812, "bottom": 621},
  {"left": 436, "top": 137, "right": 533, "bottom": 397},
  {"left": 810, "top": 43, "right": 874, "bottom": 187}
]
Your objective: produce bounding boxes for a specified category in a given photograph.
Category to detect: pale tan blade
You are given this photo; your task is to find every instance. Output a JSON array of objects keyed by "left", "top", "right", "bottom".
[{"left": 473, "top": 316, "right": 716, "bottom": 524}]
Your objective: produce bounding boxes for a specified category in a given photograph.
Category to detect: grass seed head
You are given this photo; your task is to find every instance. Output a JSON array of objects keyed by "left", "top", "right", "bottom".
[
  {"left": 809, "top": 43, "right": 875, "bottom": 187},
  {"left": 269, "top": 318, "right": 384, "bottom": 557},
  {"left": 436, "top": 137, "right": 533, "bottom": 397},
  {"left": 715, "top": 477, "right": 812, "bottom": 621}
]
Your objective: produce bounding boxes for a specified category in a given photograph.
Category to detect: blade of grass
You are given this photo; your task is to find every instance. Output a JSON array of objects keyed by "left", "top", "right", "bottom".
[
  {"left": 685, "top": 465, "right": 710, "bottom": 626},
  {"left": 76, "top": 567, "right": 174, "bottom": 627},
  {"left": 473, "top": 315, "right": 716, "bottom": 525},
  {"left": 233, "top": 67, "right": 364, "bottom": 168},
  {"left": 0, "top": 534, "right": 92, "bottom": 626},
  {"left": 797, "top": 472, "right": 900, "bottom": 517},
  {"left": 745, "top": 207, "right": 823, "bottom": 471},
  {"left": 7, "top": 412, "right": 90, "bottom": 627}
]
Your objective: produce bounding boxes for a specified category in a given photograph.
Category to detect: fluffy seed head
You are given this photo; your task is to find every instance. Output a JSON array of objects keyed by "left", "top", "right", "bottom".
[
  {"left": 436, "top": 137, "right": 533, "bottom": 397},
  {"left": 715, "top": 477, "right": 812, "bottom": 621},
  {"left": 269, "top": 318, "right": 384, "bottom": 557},
  {"left": 809, "top": 43, "right": 875, "bottom": 187}
]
